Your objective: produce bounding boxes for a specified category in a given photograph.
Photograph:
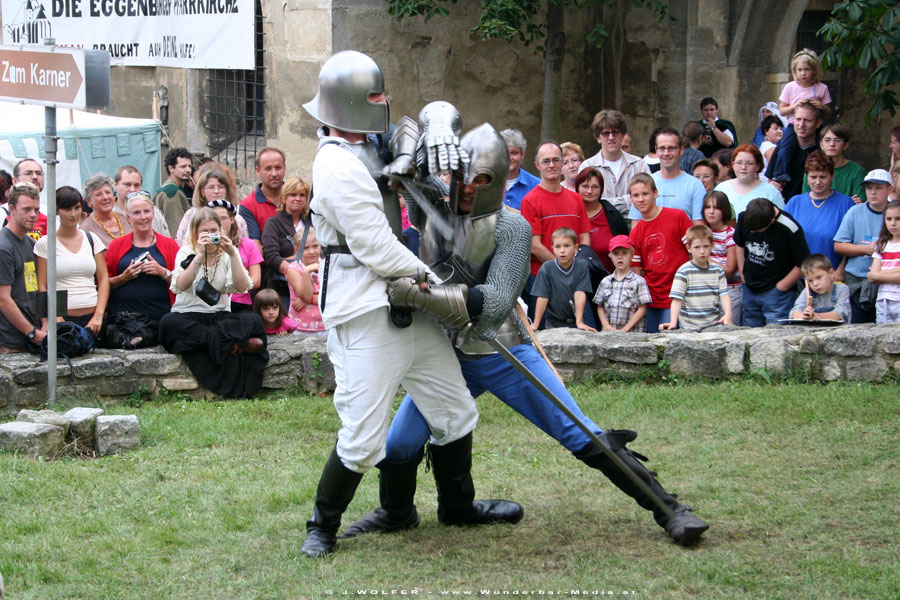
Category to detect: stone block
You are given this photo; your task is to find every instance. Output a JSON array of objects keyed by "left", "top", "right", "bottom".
[
  {"left": 13, "top": 363, "right": 71, "bottom": 385},
  {"left": 664, "top": 338, "right": 724, "bottom": 378},
  {"left": 262, "top": 373, "right": 298, "bottom": 389},
  {"left": 843, "top": 357, "right": 888, "bottom": 381},
  {"left": 749, "top": 338, "right": 797, "bottom": 373},
  {"left": 12, "top": 385, "right": 50, "bottom": 409},
  {"left": 95, "top": 415, "right": 141, "bottom": 455},
  {"left": 71, "top": 356, "right": 125, "bottom": 379},
  {"left": 877, "top": 325, "right": 900, "bottom": 354},
  {"left": 821, "top": 329, "right": 876, "bottom": 357},
  {"left": 594, "top": 340, "right": 659, "bottom": 364},
  {"left": 160, "top": 377, "right": 199, "bottom": 391},
  {"left": 127, "top": 353, "right": 183, "bottom": 375},
  {"left": 266, "top": 348, "right": 292, "bottom": 366},
  {"left": 0, "top": 372, "right": 11, "bottom": 414},
  {"left": 299, "top": 349, "right": 335, "bottom": 393},
  {"left": 817, "top": 358, "right": 843, "bottom": 382},
  {"left": 798, "top": 335, "right": 820, "bottom": 355},
  {"left": 724, "top": 341, "right": 746, "bottom": 374},
  {"left": 62, "top": 407, "right": 104, "bottom": 444},
  {"left": 0, "top": 421, "right": 65, "bottom": 460},
  {"left": 16, "top": 409, "right": 70, "bottom": 436}
]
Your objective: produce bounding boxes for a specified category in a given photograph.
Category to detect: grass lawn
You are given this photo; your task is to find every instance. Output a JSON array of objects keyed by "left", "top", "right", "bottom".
[{"left": 1, "top": 380, "right": 898, "bottom": 599}]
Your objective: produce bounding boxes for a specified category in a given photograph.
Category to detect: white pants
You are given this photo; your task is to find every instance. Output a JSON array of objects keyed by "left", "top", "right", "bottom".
[{"left": 327, "top": 306, "right": 479, "bottom": 473}]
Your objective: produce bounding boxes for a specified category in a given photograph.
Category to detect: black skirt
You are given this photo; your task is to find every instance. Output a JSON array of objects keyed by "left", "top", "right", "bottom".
[{"left": 159, "top": 311, "right": 269, "bottom": 399}]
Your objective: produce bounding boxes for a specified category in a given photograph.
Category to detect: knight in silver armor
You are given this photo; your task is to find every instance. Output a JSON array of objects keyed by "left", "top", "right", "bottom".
[
  {"left": 342, "top": 123, "right": 710, "bottom": 546},
  {"left": 299, "top": 51, "right": 521, "bottom": 559}
]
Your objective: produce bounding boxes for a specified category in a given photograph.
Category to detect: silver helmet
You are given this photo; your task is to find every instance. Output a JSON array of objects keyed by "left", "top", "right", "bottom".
[
  {"left": 302, "top": 50, "right": 389, "bottom": 134},
  {"left": 452, "top": 123, "right": 509, "bottom": 219}
]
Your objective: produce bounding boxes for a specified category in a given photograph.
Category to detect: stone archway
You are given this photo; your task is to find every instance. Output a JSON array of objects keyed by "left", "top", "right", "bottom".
[{"left": 729, "top": 0, "right": 811, "bottom": 134}]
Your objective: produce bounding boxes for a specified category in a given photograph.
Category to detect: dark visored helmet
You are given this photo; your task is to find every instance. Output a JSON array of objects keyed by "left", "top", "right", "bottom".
[
  {"left": 453, "top": 123, "right": 509, "bottom": 219},
  {"left": 303, "top": 50, "right": 389, "bottom": 134}
]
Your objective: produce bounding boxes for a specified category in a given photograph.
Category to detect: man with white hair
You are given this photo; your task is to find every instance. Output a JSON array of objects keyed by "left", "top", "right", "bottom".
[{"left": 500, "top": 128, "right": 540, "bottom": 211}]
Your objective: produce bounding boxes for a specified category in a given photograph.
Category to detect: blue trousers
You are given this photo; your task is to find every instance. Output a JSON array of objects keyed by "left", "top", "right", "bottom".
[
  {"left": 742, "top": 285, "right": 796, "bottom": 327},
  {"left": 385, "top": 344, "right": 603, "bottom": 461},
  {"left": 645, "top": 307, "right": 672, "bottom": 333}
]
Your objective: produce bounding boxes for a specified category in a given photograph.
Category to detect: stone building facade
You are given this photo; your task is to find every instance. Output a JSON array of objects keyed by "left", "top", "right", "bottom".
[{"left": 5, "top": 0, "right": 893, "bottom": 189}]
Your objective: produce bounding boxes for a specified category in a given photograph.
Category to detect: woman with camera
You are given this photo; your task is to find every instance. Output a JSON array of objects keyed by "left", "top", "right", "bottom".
[
  {"left": 104, "top": 192, "right": 179, "bottom": 347},
  {"left": 159, "top": 208, "right": 268, "bottom": 398},
  {"left": 34, "top": 186, "right": 110, "bottom": 337}
]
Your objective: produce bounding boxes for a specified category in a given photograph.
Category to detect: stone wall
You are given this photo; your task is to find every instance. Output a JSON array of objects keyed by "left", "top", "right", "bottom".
[
  {"left": 2, "top": 323, "right": 899, "bottom": 415},
  {"left": 0, "top": 336, "right": 334, "bottom": 417}
]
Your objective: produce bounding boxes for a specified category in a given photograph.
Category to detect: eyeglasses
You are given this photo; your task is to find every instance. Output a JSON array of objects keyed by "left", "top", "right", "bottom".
[
  {"left": 656, "top": 146, "right": 680, "bottom": 153},
  {"left": 539, "top": 157, "right": 562, "bottom": 166},
  {"left": 599, "top": 130, "right": 622, "bottom": 138},
  {"left": 126, "top": 190, "right": 151, "bottom": 199}
]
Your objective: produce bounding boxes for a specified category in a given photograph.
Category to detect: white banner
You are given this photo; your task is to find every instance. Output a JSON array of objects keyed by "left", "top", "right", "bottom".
[{"left": 1, "top": 0, "right": 255, "bottom": 69}]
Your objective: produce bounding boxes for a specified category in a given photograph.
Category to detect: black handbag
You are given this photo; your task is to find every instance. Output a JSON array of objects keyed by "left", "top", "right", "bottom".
[{"left": 190, "top": 247, "right": 222, "bottom": 306}]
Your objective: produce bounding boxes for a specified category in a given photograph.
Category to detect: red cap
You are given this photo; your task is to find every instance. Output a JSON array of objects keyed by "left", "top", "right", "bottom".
[{"left": 608, "top": 235, "right": 634, "bottom": 252}]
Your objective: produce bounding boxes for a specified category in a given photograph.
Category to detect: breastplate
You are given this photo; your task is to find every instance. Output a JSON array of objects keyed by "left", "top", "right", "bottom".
[
  {"left": 420, "top": 212, "right": 498, "bottom": 286},
  {"left": 419, "top": 210, "right": 525, "bottom": 356}
]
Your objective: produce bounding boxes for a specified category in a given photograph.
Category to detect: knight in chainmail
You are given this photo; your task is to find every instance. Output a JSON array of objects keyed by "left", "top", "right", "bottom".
[{"left": 341, "top": 122, "right": 710, "bottom": 546}]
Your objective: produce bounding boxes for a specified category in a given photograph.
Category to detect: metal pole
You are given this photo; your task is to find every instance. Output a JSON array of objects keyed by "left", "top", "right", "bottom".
[{"left": 43, "top": 38, "right": 58, "bottom": 408}]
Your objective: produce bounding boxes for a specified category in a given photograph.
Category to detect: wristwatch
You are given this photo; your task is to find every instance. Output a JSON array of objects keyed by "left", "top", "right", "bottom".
[{"left": 27, "top": 328, "right": 37, "bottom": 340}]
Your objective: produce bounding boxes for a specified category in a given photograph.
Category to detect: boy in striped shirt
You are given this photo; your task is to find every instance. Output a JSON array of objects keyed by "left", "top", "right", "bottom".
[{"left": 661, "top": 225, "right": 733, "bottom": 331}]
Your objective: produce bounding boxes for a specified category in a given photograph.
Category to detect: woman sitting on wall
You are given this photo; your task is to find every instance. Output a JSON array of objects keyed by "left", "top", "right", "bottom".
[
  {"left": 159, "top": 208, "right": 268, "bottom": 398},
  {"left": 261, "top": 176, "right": 310, "bottom": 310},
  {"left": 104, "top": 191, "right": 179, "bottom": 347},
  {"left": 35, "top": 186, "right": 110, "bottom": 338}
]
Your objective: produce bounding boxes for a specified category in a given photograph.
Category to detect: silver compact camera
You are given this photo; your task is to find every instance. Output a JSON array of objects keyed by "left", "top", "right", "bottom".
[{"left": 208, "top": 233, "right": 221, "bottom": 245}]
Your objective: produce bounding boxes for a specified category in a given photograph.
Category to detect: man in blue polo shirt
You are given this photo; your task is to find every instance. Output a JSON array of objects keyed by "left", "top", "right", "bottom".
[{"left": 500, "top": 129, "right": 540, "bottom": 211}]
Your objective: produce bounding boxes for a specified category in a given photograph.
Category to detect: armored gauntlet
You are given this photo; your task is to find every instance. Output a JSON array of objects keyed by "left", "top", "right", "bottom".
[{"left": 387, "top": 277, "right": 470, "bottom": 330}]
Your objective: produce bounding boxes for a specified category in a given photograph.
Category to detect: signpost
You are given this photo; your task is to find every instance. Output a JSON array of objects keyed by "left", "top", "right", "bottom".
[{"left": 1, "top": 42, "right": 109, "bottom": 407}]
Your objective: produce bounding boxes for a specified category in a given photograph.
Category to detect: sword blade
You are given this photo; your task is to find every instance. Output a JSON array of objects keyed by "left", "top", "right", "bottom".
[
  {"left": 486, "top": 337, "right": 675, "bottom": 519},
  {"left": 388, "top": 174, "right": 456, "bottom": 241}
]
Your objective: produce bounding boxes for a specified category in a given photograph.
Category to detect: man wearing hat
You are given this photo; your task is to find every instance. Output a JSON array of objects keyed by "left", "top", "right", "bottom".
[{"left": 834, "top": 168, "right": 895, "bottom": 322}]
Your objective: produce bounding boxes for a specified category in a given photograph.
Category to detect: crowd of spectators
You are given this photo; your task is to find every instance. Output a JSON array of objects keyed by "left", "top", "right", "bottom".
[
  {"left": 513, "top": 49, "right": 900, "bottom": 332},
  {"left": 0, "top": 147, "right": 324, "bottom": 398},
  {"left": 2, "top": 47, "right": 900, "bottom": 397}
]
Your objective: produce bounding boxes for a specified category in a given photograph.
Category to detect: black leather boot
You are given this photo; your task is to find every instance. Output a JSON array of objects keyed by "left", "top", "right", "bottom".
[
  {"left": 339, "top": 447, "right": 424, "bottom": 538},
  {"left": 577, "top": 429, "right": 709, "bottom": 546},
  {"left": 301, "top": 448, "right": 364, "bottom": 558},
  {"left": 429, "top": 432, "right": 525, "bottom": 526}
]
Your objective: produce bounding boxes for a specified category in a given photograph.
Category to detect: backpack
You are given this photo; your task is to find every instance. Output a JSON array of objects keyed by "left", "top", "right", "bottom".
[{"left": 42, "top": 321, "right": 95, "bottom": 360}]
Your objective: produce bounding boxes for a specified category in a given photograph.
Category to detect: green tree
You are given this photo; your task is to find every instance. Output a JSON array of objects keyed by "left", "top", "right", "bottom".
[
  {"left": 818, "top": 1, "right": 900, "bottom": 125},
  {"left": 386, "top": 0, "right": 669, "bottom": 141}
]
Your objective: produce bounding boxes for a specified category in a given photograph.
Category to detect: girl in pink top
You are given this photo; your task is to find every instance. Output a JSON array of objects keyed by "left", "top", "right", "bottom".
[
  {"left": 779, "top": 49, "right": 832, "bottom": 123},
  {"left": 286, "top": 227, "right": 326, "bottom": 334},
  {"left": 253, "top": 288, "right": 299, "bottom": 335}
]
